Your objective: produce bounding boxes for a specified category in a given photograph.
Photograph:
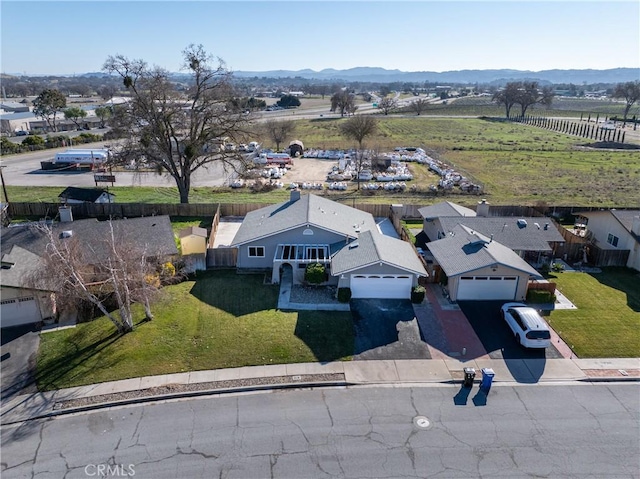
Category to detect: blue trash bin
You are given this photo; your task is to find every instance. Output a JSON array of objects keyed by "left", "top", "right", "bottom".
[{"left": 480, "top": 368, "right": 495, "bottom": 391}]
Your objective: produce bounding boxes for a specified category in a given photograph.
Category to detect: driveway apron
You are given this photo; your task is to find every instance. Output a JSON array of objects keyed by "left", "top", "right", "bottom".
[{"left": 1, "top": 324, "right": 41, "bottom": 400}]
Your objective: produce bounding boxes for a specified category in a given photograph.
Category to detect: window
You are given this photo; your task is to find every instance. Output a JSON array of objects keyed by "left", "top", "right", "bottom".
[
  {"left": 607, "top": 233, "right": 619, "bottom": 247},
  {"left": 248, "top": 246, "right": 265, "bottom": 257},
  {"left": 305, "top": 247, "right": 326, "bottom": 261}
]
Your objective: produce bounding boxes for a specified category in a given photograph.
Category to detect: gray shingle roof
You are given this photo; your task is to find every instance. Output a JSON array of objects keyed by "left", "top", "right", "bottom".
[
  {"left": 437, "top": 216, "right": 564, "bottom": 252},
  {"left": 331, "top": 230, "right": 427, "bottom": 276},
  {"left": 1, "top": 245, "right": 51, "bottom": 290},
  {"left": 230, "top": 193, "right": 378, "bottom": 246},
  {"left": 427, "top": 225, "right": 542, "bottom": 278},
  {"left": 610, "top": 210, "right": 640, "bottom": 232},
  {"left": 418, "top": 201, "right": 476, "bottom": 220},
  {"left": 1, "top": 216, "right": 178, "bottom": 263}
]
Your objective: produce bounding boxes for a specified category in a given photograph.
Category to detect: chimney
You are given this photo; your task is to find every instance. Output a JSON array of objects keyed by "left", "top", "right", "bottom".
[
  {"left": 476, "top": 199, "right": 490, "bottom": 217},
  {"left": 632, "top": 216, "right": 640, "bottom": 236},
  {"left": 59, "top": 205, "right": 73, "bottom": 222},
  {"left": 290, "top": 189, "right": 301, "bottom": 202}
]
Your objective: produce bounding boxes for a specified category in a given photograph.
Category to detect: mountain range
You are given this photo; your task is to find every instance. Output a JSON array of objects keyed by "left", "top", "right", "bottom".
[{"left": 232, "top": 67, "right": 639, "bottom": 84}]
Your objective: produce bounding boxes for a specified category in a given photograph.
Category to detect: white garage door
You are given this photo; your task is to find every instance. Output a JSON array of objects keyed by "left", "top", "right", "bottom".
[
  {"left": 350, "top": 274, "right": 413, "bottom": 299},
  {"left": 0, "top": 297, "right": 41, "bottom": 328},
  {"left": 457, "top": 276, "right": 519, "bottom": 301}
]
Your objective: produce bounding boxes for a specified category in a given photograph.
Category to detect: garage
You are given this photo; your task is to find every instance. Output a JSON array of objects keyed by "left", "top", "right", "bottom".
[
  {"left": 350, "top": 274, "right": 413, "bottom": 299},
  {"left": 0, "top": 297, "right": 42, "bottom": 328},
  {"left": 457, "top": 276, "right": 519, "bottom": 301}
]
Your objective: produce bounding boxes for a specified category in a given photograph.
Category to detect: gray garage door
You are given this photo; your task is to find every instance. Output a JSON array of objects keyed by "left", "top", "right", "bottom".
[
  {"left": 457, "top": 276, "right": 518, "bottom": 301},
  {"left": 0, "top": 297, "right": 41, "bottom": 328}
]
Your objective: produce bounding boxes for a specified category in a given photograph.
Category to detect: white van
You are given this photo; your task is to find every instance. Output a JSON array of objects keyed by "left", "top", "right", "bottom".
[{"left": 500, "top": 303, "right": 551, "bottom": 348}]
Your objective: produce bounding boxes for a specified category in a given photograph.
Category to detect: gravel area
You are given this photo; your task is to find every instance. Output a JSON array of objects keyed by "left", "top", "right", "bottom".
[
  {"left": 289, "top": 285, "right": 341, "bottom": 304},
  {"left": 54, "top": 373, "right": 345, "bottom": 410}
]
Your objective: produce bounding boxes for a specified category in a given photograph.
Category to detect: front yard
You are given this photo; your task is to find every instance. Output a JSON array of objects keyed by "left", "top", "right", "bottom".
[
  {"left": 36, "top": 270, "right": 354, "bottom": 391},
  {"left": 547, "top": 267, "right": 640, "bottom": 358}
]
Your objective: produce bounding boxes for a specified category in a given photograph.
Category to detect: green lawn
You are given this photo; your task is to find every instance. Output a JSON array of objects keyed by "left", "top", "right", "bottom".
[
  {"left": 36, "top": 270, "right": 354, "bottom": 391},
  {"left": 547, "top": 268, "right": 640, "bottom": 358}
]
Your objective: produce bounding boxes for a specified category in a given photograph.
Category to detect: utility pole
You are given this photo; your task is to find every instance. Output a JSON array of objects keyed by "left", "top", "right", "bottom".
[{"left": 0, "top": 165, "right": 9, "bottom": 204}]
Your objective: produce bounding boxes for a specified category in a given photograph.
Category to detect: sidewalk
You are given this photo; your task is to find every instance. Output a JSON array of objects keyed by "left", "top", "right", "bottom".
[{"left": 2, "top": 357, "right": 638, "bottom": 426}]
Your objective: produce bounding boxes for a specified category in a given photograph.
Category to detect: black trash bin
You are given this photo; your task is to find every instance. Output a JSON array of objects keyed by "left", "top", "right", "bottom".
[{"left": 463, "top": 367, "right": 476, "bottom": 388}]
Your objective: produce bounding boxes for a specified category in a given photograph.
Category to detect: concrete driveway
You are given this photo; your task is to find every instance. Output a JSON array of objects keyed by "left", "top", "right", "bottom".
[
  {"left": 1, "top": 324, "right": 41, "bottom": 400},
  {"left": 458, "top": 301, "right": 564, "bottom": 360},
  {"left": 350, "top": 299, "right": 430, "bottom": 360}
]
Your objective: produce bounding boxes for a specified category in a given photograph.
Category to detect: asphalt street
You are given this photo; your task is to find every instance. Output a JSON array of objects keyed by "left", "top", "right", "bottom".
[{"left": 2, "top": 384, "right": 638, "bottom": 478}]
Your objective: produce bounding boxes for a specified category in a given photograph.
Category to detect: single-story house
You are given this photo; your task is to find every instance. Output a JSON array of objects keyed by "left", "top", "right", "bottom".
[
  {"left": 59, "top": 187, "right": 115, "bottom": 204},
  {"left": 577, "top": 209, "right": 640, "bottom": 271},
  {"left": 419, "top": 200, "right": 565, "bottom": 263},
  {"left": 427, "top": 225, "right": 543, "bottom": 301},
  {"left": 230, "top": 191, "right": 427, "bottom": 299},
  {"left": 179, "top": 226, "right": 209, "bottom": 255},
  {"left": 1, "top": 214, "right": 178, "bottom": 327}
]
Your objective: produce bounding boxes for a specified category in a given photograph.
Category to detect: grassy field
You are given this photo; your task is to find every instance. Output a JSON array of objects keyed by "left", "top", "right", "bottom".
[
  {"left": 36, "top": 270, "right": 354, "bottom": 390},
  {"left": 6, "top": 116, "right": 640, "bottom": 207},
  {"left": 546, "top": 268, "right": 640, "bottom": 358}
]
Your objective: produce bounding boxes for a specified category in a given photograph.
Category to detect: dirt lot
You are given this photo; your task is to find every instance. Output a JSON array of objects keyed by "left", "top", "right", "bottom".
[{"left": 282, "top": 157, "right": 339, "bottom": 183}]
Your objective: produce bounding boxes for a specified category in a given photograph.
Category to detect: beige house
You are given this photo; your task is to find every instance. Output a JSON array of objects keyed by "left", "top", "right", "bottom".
[{"left": 179, "top": 226, "right": 209, "bottom": 255}]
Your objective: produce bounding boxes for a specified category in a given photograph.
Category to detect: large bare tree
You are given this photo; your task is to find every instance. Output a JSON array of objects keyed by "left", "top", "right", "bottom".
[
  {"left": 410, "top": 98, "right": 429, "bottom": 116},
  {"left": 103, "top": 44, "right": 252, "bottom": 203},
  {"left": 516, "top": 81, "right": 554, "bottom": 117},
  {"left": 377, "top": 96, "right": 397, "bottom": 115},
  {"left": 340, "top": 115, "right": 378, "bottom": 190},
  {"left": 492, "top": 82, "right": 521, "bottom": 118},
  {"left": 612, "top": 81, "right": 640, "bottom": 121},
  {"left": 263, "top": 119, "right": 296, "bottom": 151},
  {"left": 330, "top": 90, "right": 356, "bottom": 117}
]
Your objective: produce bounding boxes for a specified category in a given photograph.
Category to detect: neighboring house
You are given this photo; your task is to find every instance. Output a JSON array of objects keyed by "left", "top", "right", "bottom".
[
  {"left": 0, "top": 214, "right": 178, "bottom": 327},
  {"left": 179, "top": 226, "right": 208, "bottom": 255},
  {"left": 427, "top": 225, "right": 543, "bottom": 301},
  {"left": 419, "top": 200, "right": 565, "bottom": 263},
  {"left": 577, "top": 209, "right": 640, "bottom": 271},
  {"left": 1, "top": 245, "right": 56, "bottom": 327},
  {"left": 230, "top": 191, "right": 427, "bottom": 299},
  {"left": 59, "top": 187, "right": 115, "bottom": 204}
]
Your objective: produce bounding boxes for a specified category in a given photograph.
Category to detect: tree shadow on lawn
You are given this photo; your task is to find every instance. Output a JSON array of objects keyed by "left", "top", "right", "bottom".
[
  {"left": 586, "top": 267, "right": 640, "bottom": 312},
  {"left": 35, "top": 327, "right": 128, "bottom": 391},
  {"left": 294, "top": 311, "right": 354, "bottom": 363},
  {"left": 188, "top": 270, "right": 279, "bottom": 317}
]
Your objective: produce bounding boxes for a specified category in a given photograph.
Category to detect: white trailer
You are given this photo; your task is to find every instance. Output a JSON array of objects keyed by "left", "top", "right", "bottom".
[{"left": 54, "top": 149, "right": 110, "bottom": 165}]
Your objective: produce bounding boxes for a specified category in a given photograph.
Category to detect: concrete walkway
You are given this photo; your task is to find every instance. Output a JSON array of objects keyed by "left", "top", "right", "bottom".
[{"left": 2, "top": 357, "right": 638, "bottom": 426}]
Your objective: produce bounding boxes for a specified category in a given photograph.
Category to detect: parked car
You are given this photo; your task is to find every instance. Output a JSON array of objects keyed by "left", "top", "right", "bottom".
[
  {"left": 500, "top": 303, "right": 551, "bottom": 349},
  {"left": 15, "top": 130, "right": 28, "bottom": 136}
]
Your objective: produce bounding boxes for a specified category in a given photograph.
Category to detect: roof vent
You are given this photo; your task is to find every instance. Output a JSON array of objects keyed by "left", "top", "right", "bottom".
[
  {"left": 544, "top": 223, "right": 549, "bottom": 230},
  {"left": 534, "top": 222, "right": 540, "bottom": 229},
  {"left": 348, "top": 242, "right": 359, "bottom": 249},
  {"left": 517, "top": 219, "right": 528, "bottom": 228},
  {"left": 60, "top": 230, "right": 73, "bottom": 238}
]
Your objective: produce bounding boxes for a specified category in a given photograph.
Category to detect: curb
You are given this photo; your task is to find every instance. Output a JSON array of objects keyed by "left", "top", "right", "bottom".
[
  {"left": 1, "top": 381, "right": 352, "bottom": 426},
  {"left": 578, "top": 376, "right": 640, "bottom": 383}
]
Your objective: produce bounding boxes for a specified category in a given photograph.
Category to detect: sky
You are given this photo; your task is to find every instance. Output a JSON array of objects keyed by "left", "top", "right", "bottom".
[{"left": 1, "top": 1, "right": 639, "bottom": 75}]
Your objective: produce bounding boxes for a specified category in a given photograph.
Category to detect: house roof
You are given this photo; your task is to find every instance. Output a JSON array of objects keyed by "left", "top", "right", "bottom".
[
  {"left": 331, "top": 230, "right": 427, "bottom": 277},
  {"left": 230, "top": 193, "right": 377, "bottom": 246},
  {"left": 427, "top": 225, "right": 542, "bottom": 278},
  {"left": 1, "top": 245, "right": 52, "bottom": 291},
  {"left": 179, "top": 226, "right": 208, "bottom": 238},
  {"left": 1, "top": 216, "right": 178, "bottom": 264},
  {"left": 59, "top": 187, "right": 114, "bottom": 203},
  {"left": 437, "top": 216, "right": 564, "bottom": 252},
  {"left": 418, "top": 201, "right": 476, "bottom": 220}
]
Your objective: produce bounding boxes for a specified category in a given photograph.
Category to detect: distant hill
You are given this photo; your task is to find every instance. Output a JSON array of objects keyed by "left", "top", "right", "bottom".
[{"left": 233, "top": 67, "right": 640, "bottom": 84}]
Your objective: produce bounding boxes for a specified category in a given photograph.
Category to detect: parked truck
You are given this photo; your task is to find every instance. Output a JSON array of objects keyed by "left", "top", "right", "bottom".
[{"left": 41, "top": 148, "right": 110, "bottom": 170}]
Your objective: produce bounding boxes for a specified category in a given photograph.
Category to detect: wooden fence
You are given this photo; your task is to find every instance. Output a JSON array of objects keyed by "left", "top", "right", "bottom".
[{"left": 206, "top": 247, "right": 237, "bottom": 268}]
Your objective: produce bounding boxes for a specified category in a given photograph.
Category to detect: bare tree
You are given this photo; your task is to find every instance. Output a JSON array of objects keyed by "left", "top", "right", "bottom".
[
  {"left": 27, "top": 221, "right": 166, "bottom": 334},
  {"left": 612, "top": 81, "right": 640, "bottom": 121},
  {"left": 492, "top": 82, "right": 521, "bottom": 118},
  {"left": 263, "top": 119, "right": 296, "bottom": 151},
  {"left": 340, "top": 115, "right": 378, "bottom": 190},
  {"left": 516, "top": 82, "right": 554, "bottom": 117},
  {"left": 99, "top": 85, "right": 117, "bottom": 101},
  {"left": 103, "top": 44, "right": 253, "bottom": 203},
  {"left": 377, "top": 96, "right": 397, "bottom": 115},
  {"left": 330, "top": 90, "right": 356, "bottom": 117},
  {"left": 410, "top": 98, "right": 429, "bottom": 116}
]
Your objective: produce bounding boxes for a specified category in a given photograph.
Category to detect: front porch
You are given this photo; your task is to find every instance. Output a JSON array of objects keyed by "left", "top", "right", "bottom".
[{"left": 271, "top": 243, "right": 333, "bottom": 284}]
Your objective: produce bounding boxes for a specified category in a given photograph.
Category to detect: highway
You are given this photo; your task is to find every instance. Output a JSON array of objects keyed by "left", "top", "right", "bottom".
[{"left": 1, "top": 384, "right": 638, "bottom": 478}]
